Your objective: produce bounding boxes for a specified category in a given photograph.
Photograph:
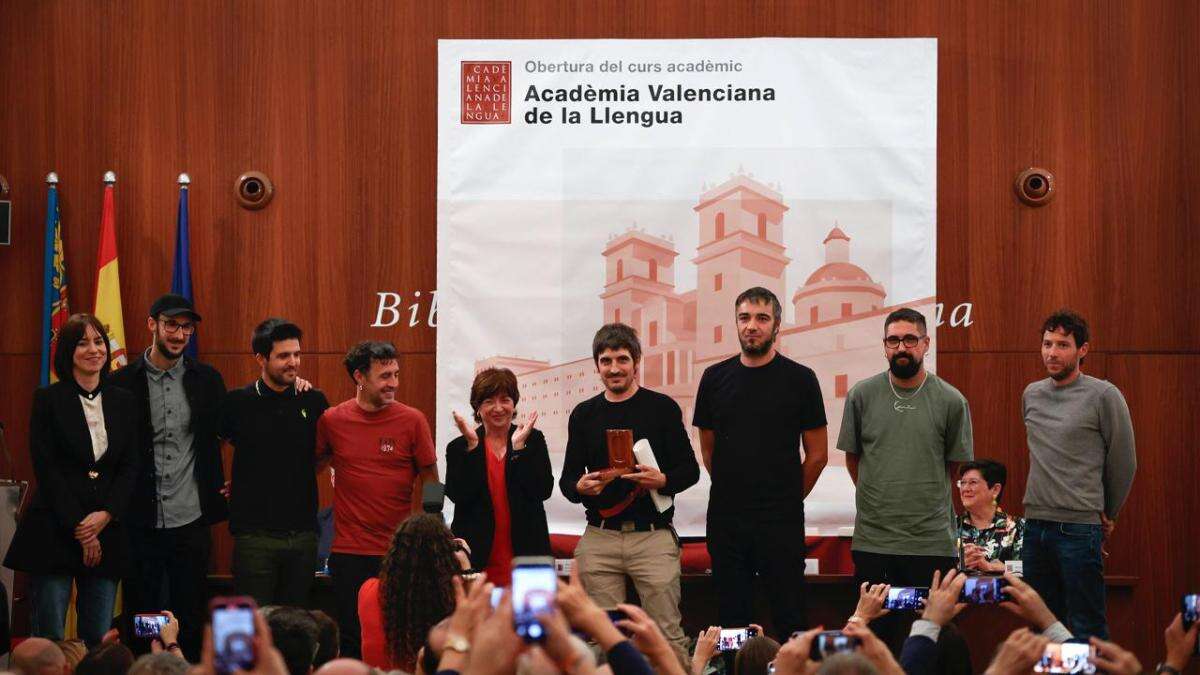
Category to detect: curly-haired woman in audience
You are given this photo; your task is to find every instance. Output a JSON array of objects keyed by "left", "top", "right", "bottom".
[
  {"left": 956, "top": 459, "right": 1024, "bottom": 573},
  {"left": 358, "top": 514, "right": 462, "bottom": 672}
]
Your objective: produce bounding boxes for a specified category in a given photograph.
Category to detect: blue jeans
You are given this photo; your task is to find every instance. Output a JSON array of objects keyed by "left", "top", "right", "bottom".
[
  {"left": 1021, "top": 519, "right": 1107, "bottom": 639},
  {"left": 29, "top": 574, "right": 118, "bottom": 646}
]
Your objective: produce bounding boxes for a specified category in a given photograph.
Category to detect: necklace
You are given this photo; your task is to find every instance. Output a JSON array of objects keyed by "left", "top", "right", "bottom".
[{"left": 889, "top": 371, "right": 928, "bottom": 400}]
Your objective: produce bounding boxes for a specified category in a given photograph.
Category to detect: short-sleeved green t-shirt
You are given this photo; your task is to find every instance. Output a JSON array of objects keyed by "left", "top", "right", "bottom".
[{"left": 837, "top": 371, "right": 974, "bottom": 557}]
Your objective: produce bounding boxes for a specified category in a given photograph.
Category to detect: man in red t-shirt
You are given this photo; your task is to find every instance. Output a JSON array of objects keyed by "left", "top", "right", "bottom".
[{"left": 315, "top": 340, "right": 438, "bottom": 658}]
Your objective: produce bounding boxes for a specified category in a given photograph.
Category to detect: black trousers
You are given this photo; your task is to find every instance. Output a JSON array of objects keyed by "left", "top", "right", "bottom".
[
  {"left": 706, "top": 518, "right": 807, "bottom": 639},
  {"left": 851, "top": 550, "right": 958, "bottom": 652},
  {"left": 328, "top": 552, "right": 382, "bottom": 659},
  {"left": 232, "top": 530, "right": 318, "bottom": 608},
  {"left": 125, "top": 519, "right": 211, "bottom": 662}
]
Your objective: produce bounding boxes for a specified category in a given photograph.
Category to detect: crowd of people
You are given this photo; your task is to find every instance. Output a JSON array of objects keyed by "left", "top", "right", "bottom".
[{"left": 1, "top": 287, "right": 1190, "bottom": 675}]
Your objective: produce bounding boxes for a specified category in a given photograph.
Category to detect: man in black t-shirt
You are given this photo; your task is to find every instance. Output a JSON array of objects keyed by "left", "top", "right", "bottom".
[
  {"left": 693, "top": 287, "right": 828, "bottom": 638},
  {"left": 560, "top": 323, "right": 700, "bottom": 661},
  {"left": 219, "top": 318, "right": 329, "bottom": 607}
]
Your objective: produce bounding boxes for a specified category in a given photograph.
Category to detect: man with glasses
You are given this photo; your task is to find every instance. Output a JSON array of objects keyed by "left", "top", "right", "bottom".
[
  {"left": 837, "top": 307, "right": 974, "bottom": 648},
  {"left": 109, "top": 293, "right": 228, "bottom": 660}
]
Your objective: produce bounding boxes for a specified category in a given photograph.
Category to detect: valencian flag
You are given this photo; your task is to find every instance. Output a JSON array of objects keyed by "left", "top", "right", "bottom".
[
  {"left": 93, "top": 176, "right": 128, "bottom": 369},
  {"left": 171, "top": 177, "right": 197, "bottom": 358},
  {"left": 40, "top": 176, "right": 71, "bottom": 386}
]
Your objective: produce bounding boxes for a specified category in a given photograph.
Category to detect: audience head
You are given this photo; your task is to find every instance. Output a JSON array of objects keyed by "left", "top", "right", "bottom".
[
  {"left": 251, "top": 318, "right": 303, "bottom": 389},
  {"left": 309, "top": 610, "right": 340, "bottom": 668},
  {"left": 343, "top": 341, "right": 399, "bottom": 407},
  {"left": 958, "top": 459, "right": 1008, "bottom": 508},
  {"left": 12, "top": 638, "right": 68, "bottom": 675},
  {"left": 469, "top": 367, "right": 520, "bottom": 426},
  {"left": 55, "top": 314, "right": 112, "bottom": 384},
  {"left": 516, "top": 635, "right": 595, "bottom": 675},
  {"left": 56, "top": 640, "right": 87, "bottom": 672},
  {"left": 378, "top": 514, "right": 460, "bottom": 668},
  {"left": 265, "top": 606, "right": 321, "bottom": 675},
  {"left": 74, "top": 643, "right": 134, "bottom": 675},
  {"left": 312, "top": 659, "right": 371, "bottom": 675},
  {"left": 816, "top": 652, "right": 879, "bottom": 675},
  {"left": 128, "top": 653, "right": 188, "bottom": 675},
  {"left": 734, "top": 635, "right": 781, "bottom": 675}
]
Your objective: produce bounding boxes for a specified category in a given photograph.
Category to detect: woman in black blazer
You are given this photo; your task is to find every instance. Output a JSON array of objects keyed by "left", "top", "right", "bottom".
[
  {"left": 445, "top": 367, "right": 553, "bottom": 586},
  {"left": 5, "top": 314, "right": 139, "bottom": 645}
]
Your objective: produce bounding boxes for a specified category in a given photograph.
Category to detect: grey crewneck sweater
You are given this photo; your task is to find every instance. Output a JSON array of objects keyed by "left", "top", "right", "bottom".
[{"left": 1022, "top": 373, "right": 1137, "bottom": 524}]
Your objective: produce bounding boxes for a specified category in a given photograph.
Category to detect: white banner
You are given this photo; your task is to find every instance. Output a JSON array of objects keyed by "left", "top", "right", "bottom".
[{"left": 437, "top": 39, "right": 937, "bottom": 537}]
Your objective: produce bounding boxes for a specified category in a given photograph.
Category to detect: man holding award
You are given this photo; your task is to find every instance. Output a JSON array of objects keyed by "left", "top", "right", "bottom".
[{"left": 560, "top": 322, "right": 701, "bottom": 660}]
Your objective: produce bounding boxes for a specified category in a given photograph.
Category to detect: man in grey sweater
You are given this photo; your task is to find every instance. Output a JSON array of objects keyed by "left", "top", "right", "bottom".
[{"left": 1022, "top": 309, "right": 1136, "bottom": 640}]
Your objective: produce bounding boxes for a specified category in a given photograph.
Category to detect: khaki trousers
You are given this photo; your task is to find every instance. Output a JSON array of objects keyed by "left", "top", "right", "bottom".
[{"left": 574, "top": 524, "right": 688, "bottom": 661}]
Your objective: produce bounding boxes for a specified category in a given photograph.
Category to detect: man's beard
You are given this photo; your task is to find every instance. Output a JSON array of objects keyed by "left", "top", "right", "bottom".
[
  {"left": 889, "top": 352, "right": 922, "bottom": 379},
  {"left": 154, "top": 335, "right": 184, "bottom": 361},
  {"left": 1048, "top": 360, "right": 1078, "bottom": 381},
  {"left": 266, "top": 367, "right": 296, "bottom": 389},
  {"left": 605, "top": 375, "right": 631, "bottom": 395},
  {"left": 739, "top": 330, "right": 777, "bottom": 357}
]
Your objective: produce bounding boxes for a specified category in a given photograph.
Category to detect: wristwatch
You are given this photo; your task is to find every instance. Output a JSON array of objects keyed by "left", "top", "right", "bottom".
[
  {"left": 1155, "top": 664, "right": 1181, "bottom": 675},
  {"left": 444, "top": 634, "right": 471, "bottom": 654}
]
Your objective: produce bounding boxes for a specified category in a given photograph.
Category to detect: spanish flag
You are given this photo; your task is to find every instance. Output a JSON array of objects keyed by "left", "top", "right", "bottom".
[
  {"left": 93, "top": 177, "right": 127, "bottom": 368},
  {"left": 40, "top": 176, "right": 70, "bottom": 386}
]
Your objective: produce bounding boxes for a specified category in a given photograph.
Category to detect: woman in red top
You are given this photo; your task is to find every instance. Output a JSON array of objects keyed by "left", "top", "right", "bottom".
[
  {"left": 446, "top": 367, "right": 554, "bottom": 586},
  {"left": 358, "top": 514, "right": 460, "bottom": 672}
]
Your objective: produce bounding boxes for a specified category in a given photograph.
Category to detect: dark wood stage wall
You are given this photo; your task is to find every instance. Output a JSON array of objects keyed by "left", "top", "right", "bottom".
[{"left": 0, "top": 0, "right": 1196, "bottom": 664}]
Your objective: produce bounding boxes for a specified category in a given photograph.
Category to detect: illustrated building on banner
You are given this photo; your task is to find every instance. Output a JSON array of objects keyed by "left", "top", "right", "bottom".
[{"left": 476, "top": 172, "right": 934, "bottom": 471}]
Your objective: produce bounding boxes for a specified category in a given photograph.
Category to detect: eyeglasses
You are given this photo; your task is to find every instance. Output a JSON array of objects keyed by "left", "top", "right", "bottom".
[
  {"left": 159, "top": 318, "right": 196, "bottom": 335},
  {"left": 956, "top": 479, "right": 987, "bottom": 489},
  {"left": 884, "top": 334, "right": 923, "bottom": 349}
]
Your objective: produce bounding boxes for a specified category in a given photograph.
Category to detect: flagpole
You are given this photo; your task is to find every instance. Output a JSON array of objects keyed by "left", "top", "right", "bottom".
[
  {"left": 41, "top": 172, "right": 65, "bottom": 386},
  {"left": 172, "top": 173, "right": 196, "bottom": 358}
]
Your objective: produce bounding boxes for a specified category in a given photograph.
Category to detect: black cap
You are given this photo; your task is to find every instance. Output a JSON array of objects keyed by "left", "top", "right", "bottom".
[{"left": 149, "top": 293, "right": 202, "bottom": 322}]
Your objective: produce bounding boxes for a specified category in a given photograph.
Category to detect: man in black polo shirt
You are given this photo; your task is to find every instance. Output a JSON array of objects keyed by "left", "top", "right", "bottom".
[
  {"left": 219, "top": 318, "right": 329, "bottom": 607},
  {"left": 693, "top": 287, "right": 828, "bottom": 639},
  {"left": 560, "top": 323, "right": 700, "bottom": 661}
]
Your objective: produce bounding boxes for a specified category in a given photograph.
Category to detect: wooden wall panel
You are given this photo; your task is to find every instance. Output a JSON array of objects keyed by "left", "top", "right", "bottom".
[{"left": 0, "top": 0, "right": 1196, "bottom": 664}]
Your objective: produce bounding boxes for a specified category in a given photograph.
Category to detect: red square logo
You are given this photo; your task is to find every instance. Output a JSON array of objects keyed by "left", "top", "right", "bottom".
[{"left": 461, "top": 61, "right": 511, "bottom": 124}]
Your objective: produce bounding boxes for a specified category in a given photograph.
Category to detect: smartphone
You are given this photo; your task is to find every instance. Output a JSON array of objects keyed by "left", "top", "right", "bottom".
[
  {"left": 717, "top": 627, "right": 759, "bottom": 651},
  {"left": 133, "top": 613, "right": 168, "bottom": 638},
  {"left": 883, "top": 587, "right": 929, "bottom": 611},
  {"left": 490, "top": 586, "right": 504, "bottom": 608},
  {"left": 210, "top": 596, "right": 258, "bottom": 675},
  {"left": 512, "top": 556, "right": 556, "bottom": 642},
  {"left": 1183, "top": 593, "right": 1199, "bottom": 655},
  {"left": 960, "top": 576, "right": 1008, "bottom": 604},
  {"left": 809, "top": 631, "right": 860, "bottom": 660},
  {"left": 1034, "top": 642, "right": 1097, "bottom": 674}
]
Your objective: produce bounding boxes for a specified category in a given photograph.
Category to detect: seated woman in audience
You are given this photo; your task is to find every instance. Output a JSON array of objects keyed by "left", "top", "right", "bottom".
[
  {"left": 4, "top": 314, "right": 139, "bottom": 646},
  {"left": 446, "top": 367, "right": 553, "bottom": 586},
  {"left": 358, "top": 514, "right": 461, "bottom": 673},
  {"left": 956, "top": 460, "right": 1024, "bottom": 573}
]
